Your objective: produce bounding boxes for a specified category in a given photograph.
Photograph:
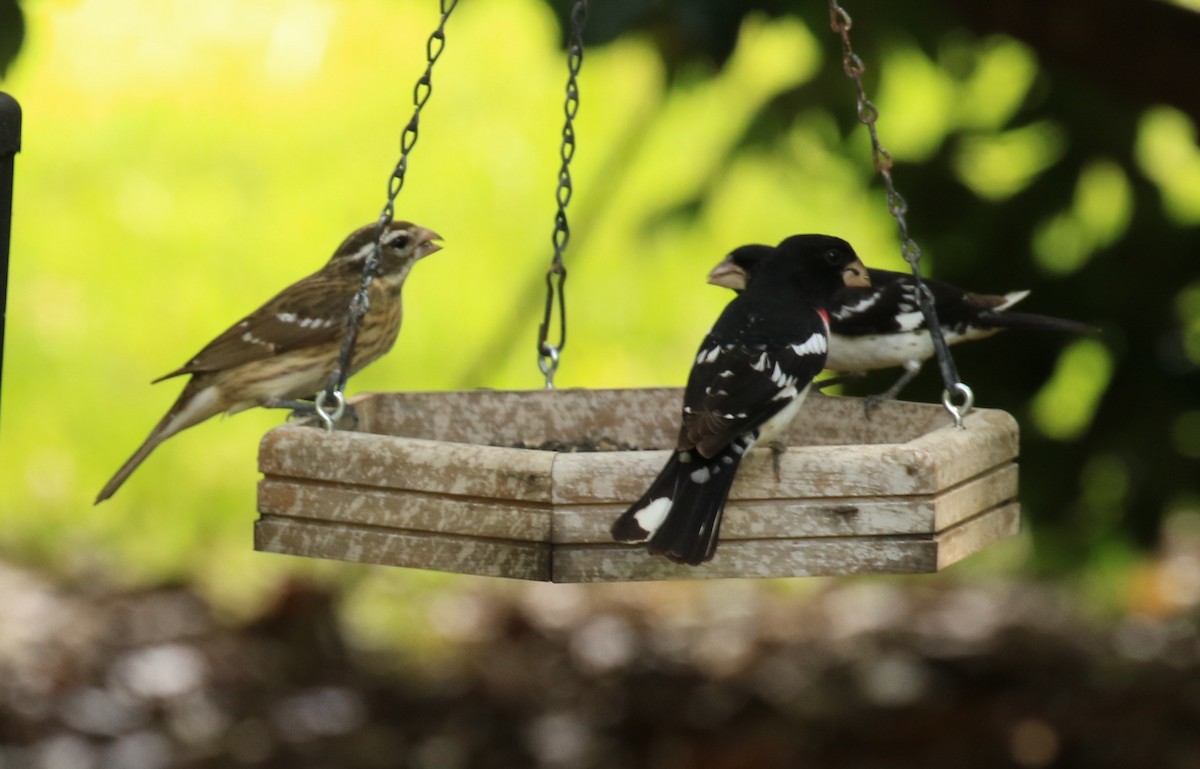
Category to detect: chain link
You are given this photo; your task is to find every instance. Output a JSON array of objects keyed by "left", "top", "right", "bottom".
[
  {"left": 828, "top": 0, "right": 973, "bottom": 427},
  {"left": 536, "top": 0, "right": 588, "bottom": 389},
  {"left": 324, "top": 0, "right": 459, "bottom": 408}
]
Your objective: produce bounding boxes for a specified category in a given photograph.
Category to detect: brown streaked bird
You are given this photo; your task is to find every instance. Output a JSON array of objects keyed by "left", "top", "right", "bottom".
[{"left": 95, "top": 221, "right": 442, "bottom": 504}]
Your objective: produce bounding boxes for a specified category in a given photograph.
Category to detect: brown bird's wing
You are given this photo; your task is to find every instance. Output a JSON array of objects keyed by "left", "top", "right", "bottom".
[{"left": 153, "top": 274, "right": 357, "bottom": 382}]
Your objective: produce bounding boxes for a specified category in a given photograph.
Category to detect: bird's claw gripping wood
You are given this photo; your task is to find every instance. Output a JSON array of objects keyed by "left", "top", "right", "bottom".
[
  {"left": 766, "top": 440, "right": 788, "bottom": 482},
  {"left": 863, "top": 360, "right": 924, "bottom": 419},
  {"left": 266, "top": 398, "right": 317, "bottom": 417},
  {"left": 269, "top": 398, "right": 359, "bottom": 430},
  {"left": 862, "top": 394, "right": 884, "bottom": 420}
]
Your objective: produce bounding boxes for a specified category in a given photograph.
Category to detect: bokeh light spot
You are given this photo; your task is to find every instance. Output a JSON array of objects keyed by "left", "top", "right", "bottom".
[
  {"left": 1031, "top": 339, "right": 1113, "bottom": 441},
  {"left": 1136, "top": 107, "right": 1200, "bottom": 225},
  {"left": 954, "top": 121, "right": 1065, "bottom": 200}
]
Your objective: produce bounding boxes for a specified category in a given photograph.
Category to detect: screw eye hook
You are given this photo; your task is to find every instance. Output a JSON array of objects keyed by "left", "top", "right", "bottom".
[
  {"left": 314, "top": 389, "right": 346, "bottom": 432},
  {"left": 942, "top": 383, "right": 975, "bottom": 429},
  {"left": 538, "top": 344, "right": 561, "bottom": 390}
]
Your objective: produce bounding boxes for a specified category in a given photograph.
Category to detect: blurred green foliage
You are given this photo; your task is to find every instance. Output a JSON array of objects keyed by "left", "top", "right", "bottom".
[
  {"left": 0, "top": 0, "right": 22, "bottom": 79},
  {"left": 0, "top": 0, "right": 1197, "bottom": 625}
]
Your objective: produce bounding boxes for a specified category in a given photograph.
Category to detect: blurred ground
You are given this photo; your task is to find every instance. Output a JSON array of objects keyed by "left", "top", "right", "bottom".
[{"left": 4, "top": 521, "right": 1200, "bottom": 769}]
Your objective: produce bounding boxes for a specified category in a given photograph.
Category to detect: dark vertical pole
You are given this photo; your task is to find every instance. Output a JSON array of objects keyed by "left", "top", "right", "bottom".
[{"left": 0, "top": 92, "right": 19, "bottom": 424}]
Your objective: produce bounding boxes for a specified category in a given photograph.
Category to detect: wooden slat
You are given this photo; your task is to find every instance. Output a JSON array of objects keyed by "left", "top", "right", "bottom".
[
  {"left": 259, "top": 425, "right": 556, "bottom": 502},
  {"left": 550, "top": 462, "right": 1018, "bottom": 544},
  {"left": 935, "top": 501, "right": 1021, "bottom": 569},
  {"left": 258, "top": 478, "right": 551, "bottom": 540},
  {"left": 550, "top": 441, "right": 939, "bottom": 505},
  {"left": 553, "top": 497, "right": 931, "bottom": 545},
  {"left": 352, "top": 388, "right": 962, "bottom": 448},
  {"left": 551, "top": 503, "right": 1017, "bottom": 582},
  {"left": 255, "top": 517, "right": 551, "bottom": 580},
  {"left": 553, "top": 535, "right": 939, "bottom": 582},
  {"left": 932, "top": 463, "right": 1019, "bottom": 532},
  {"left": 907, "top": 408, "right": 1020, "bottom": 490},
  {"left": 777, "top": 391, "right": 942, "bottom": 447},
  {"left": 354, "top": 388, "right": 683, "bottom": 448},
  {"left": 726, "top": 443, "right": 941, "bottom": 497}
]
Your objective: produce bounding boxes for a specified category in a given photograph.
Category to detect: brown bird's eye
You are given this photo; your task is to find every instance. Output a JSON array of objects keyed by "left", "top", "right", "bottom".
[{"left": 389, "top": 235, "right": 410, "bottom": 249}]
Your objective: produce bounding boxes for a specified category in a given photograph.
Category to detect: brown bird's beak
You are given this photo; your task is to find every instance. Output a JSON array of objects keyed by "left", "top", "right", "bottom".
[
  {"left": 415, "top": 227, "right": 444, "bottom": 258},
  {"left": 707, "top": 256, "right": 749, "bottom": 290},
  {"left": 842, "top": 259, "right": 870, "bottom": 288}
]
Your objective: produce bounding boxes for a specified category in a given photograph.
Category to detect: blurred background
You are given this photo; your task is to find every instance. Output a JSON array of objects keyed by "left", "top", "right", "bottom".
[{"left": 1, "top": 0, "right": 1199, "bottom": 766}]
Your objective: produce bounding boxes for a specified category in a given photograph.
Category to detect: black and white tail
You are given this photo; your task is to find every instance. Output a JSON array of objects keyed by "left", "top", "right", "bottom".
[
  {"left": 611, "top": 436, "right": 751, "bottom": 566},
  {"left": 978, "top": 309, "right": 1098, "bottom": 335}
]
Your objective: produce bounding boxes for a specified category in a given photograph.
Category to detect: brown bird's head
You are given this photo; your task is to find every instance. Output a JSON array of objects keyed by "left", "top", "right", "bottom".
[{"left": 326, "top": 220, "right": 443, "bottom": 288}]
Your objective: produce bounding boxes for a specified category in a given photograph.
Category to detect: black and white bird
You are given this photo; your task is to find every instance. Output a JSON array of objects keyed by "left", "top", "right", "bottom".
[
  {"left": 611, "top": 235, "right": 870, "bottom": 565},
  {"left": 708, "top": 245, "right": 1095, "bottom": 401}
]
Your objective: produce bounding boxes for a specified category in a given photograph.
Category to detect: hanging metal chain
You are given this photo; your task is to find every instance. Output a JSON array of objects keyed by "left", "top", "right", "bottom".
[
  {"left": 315, "top": 0, "right": 460, "bottom": 430},
  {"left": 536, "top": 0, "right": 588, "bottom": 389},
  {"left": 828, "top": 1, "right": 974, "bottom": 428}
]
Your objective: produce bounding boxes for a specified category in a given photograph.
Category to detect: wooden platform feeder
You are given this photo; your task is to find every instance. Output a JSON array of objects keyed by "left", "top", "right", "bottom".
[{"left": 255, "top": 388, "right": 1019, "bottom": 581}]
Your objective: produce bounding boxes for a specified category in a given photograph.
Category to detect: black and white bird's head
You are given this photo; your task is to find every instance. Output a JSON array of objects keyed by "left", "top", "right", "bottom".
[
  {"left": 325, "top": 220, "right": 443, "bottom": 288},
  {"left": 708, "top": 237, "right": 869, "bottom": 302},
  {"left": 707, "top": 244, "right": 771, "bottom": 292},
  {"left": 724, "top": 235, "right": 870, "bottom": 307}
]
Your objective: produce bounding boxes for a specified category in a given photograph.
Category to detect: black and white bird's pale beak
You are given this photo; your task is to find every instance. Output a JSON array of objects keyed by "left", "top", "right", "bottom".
[
  {"left": 842, "top": 259, "right": 870, "bottom": 288},
  {"left": 414, "top": 227, "right": 444, "bottom": 258},
  {"left": 707, "top": 257, "right": 749, "bottom": 291}
]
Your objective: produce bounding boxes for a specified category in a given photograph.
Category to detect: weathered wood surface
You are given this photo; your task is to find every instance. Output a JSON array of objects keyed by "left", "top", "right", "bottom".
[
  {"left": 936, "top": 502, "right": 1022, "bottom": 569},
  {"left": 258, "top": 479, "right": 551, "bottom": 540},
  {"left": 354, "top": 387, "right": 684, "bottom": 448},
  {"left": 255, "top": 516, "right": 551, "bottom": 581},
  {"left": 350, "top": 388, "right": 954, "bottom": 447},
  {"left": 255, "top": 388, "right": 1020, "bottom": 582},
  {"left": 551, "top": 501, "right": 1020, "bottom": 582},
  {"left": 548, "top": 412, "right": 1015, "bottom": 503},
  {"left": 551, "top": 463, "right": 1018, "bottom": 544},
  {"left": 260, "top": 427, "right": 556, "bottom": 502}
]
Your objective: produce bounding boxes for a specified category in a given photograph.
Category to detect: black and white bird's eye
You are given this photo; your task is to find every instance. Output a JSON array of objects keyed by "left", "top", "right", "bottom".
[{"left": 823, "top": 248, "right": 843, "bottom": 266}]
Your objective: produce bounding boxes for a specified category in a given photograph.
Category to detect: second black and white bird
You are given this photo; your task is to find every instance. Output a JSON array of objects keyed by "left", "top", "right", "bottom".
[
  {"left": 709, "top": 245, "right": 1095, "bottom": 401},
  {"left": 611, "top": 235, "right": 870, "bottom": 565}
]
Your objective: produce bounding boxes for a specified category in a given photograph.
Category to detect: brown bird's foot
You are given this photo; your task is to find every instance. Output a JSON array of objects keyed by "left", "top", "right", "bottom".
[
  {"left": 267, "top": 399, "right": 310, "bottom": 413},
  {"left": 337, "top": 403, "right": 360, "bottom": 430},
  {"left": 263, "top": 398, "right": 319, "bottom": 420},
  {"left": 263, "top": 398, "right": 358, "bottom": 429},
  {"left": 766, "top": 440, "right": 787, "bottom": 481}
]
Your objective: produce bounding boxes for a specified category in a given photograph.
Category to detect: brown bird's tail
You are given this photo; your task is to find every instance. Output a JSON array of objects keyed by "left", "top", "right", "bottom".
[{"left": 95, "top": 378, "right": 226, "bottom": 504}]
